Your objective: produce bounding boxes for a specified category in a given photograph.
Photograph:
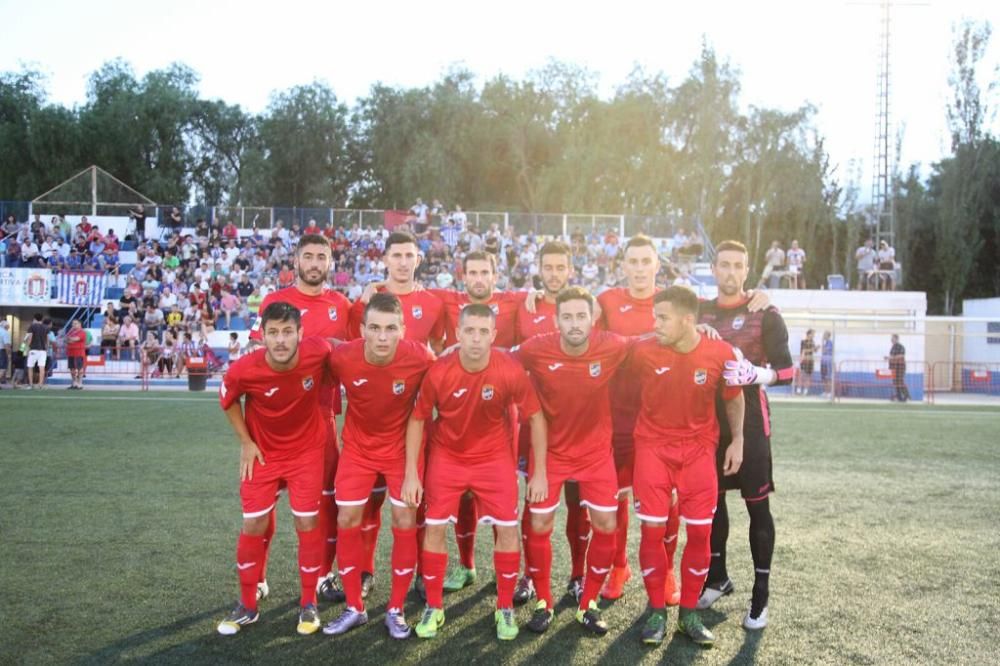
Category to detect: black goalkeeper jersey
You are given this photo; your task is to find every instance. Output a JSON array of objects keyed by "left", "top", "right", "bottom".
[{"left": 700, "top": 297, "right": 794, "bottom": 441}]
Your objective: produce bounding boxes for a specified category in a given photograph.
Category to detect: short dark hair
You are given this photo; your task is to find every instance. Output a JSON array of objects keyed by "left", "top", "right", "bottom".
[
  {"left": 624, "top": 234, "right": 656, "bottom": 253},
  {"left": 296, "top": 234, "right": 330, "bottom": 253},
  {"left": 463, "top": 251, "right": 497, "bottom": 273},
  {"left": 229, "top": 332, "right": 238, "bottom": 340},
  {"left": 459, "top": 303, "right": 496, "bottom": 324},
  {"left": 384, "top": 231, "right": 418, "bottom": 253},
  {"left": 260, "top": 301, "right": 302, "bottom": 330},
  {"left": 33, "top": 313, "right": 43, "bottom": 321},
  {"left": 555, "top": 286, "right": 594, "bottom": 314},
  {"left": 363, "top": 292, "right": 403, "bottom": 324},
  {"left": 653, "top": 285, "right": 700, "bottom": 316},
  {"left": 714, "top": 240, "right": 748, "bottom": 259},
  {"left": 539, "top": 240, "right": 572, "bottom": 264}
]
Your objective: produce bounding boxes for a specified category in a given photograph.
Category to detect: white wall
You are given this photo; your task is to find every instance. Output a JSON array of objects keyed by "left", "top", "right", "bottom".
[{"left": 962, "top": 297, "right": 1000, "bottom": 364}]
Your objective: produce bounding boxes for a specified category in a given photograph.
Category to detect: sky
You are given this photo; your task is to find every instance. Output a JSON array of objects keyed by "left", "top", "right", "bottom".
[{"left": 2, "top": 0, "right": 998, "bottom": 204}]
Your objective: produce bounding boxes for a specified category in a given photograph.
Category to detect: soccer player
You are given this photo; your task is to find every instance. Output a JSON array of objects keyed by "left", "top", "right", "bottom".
[
  {"left": 512, "top": 241, "right": 594, "bottom": 606},
  {"left": 696, "top": 240, "right": 794, "bottom": 631},
  {"left": 346, "top": 231, "right": 446, "bottom": 599},
  {"left": 630, "top": 286, "right": 745, "bottom": 647},
  {"left": 216, "top": 302, "right": 331, "bottom": 636},
  {"left": 247, "top": 234, "right": 351, "bottom": 604},
  {"left": 402, "top": 304, "right": 548, "bottom": 641},
  {"left": 427, "top": 251, "right": 529, "bottom": 593},
  {"left": 595, "top": 234, "right": 672, "bottom": 601},
  {"left": 322, "top": 294, "right": 435, "bottom": 639},
  {"left": 515, "top": 286, "right": 631, "bottom": 635}
]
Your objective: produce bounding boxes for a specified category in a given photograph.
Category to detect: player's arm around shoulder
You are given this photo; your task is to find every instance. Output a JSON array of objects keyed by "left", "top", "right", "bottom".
[{"left": 762, "top": 308, "right": 795, "bottom": 386}]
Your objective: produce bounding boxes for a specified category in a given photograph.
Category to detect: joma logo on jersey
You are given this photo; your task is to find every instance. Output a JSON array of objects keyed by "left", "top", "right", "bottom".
[
  {"left": 694, "top": 369, "right": 707, "bottom": 385},
  {"left": 481, "top": 384, "right": 495, "bottom": 400},
  {"left": 589, "top": 361, "right": 602, "bottom": 377},
  {"left": 489, "top": 303, "right": 500, "bottom": 315},
  {"left": 393, "top": 379, "right": 406, "bottom": 395},
  {"left": 732, "top": 315, "right": 745, "bottom": 330},
  {"left": 302, "top": 376, "right": 315, "bottom": 391},
  {"left": 328, "top": 307, "right": 338, "bottom": 321},
  {"left": 412, "top": 306, "right": 423, "bottom": 320}
]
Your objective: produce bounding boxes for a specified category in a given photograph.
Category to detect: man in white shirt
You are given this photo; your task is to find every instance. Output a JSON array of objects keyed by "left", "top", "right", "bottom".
[{"left": 21, "top": 239, "right": 40, "bottom": 267}]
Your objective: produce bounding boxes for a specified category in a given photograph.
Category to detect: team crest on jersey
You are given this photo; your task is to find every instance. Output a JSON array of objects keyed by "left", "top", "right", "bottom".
[
  {"left": 693, "top": 369, "right": 707, "bottom": 385},
  {"left": 732, "top": 315, "right": 745, "bottom": 330},
  {"left": 589, "top": 361, "right": 602, "bottom": 377},
  {"left": 412, "top": 305, "right": 423, "bottom": 320},
  {"left": 481, "top": 384, "right": 495, "bottom": 400},
  {"left": 328, "top": 307, "right": 339, "bottom": 321},
  {"left": 489, "top": 303, "right": 500, "bottom": 315},
  {"left": 302, "top": 375, "right": 315, "bottom": 391},
  {"left": 393, "top": 379, "right": 406, "bottom": 395}
]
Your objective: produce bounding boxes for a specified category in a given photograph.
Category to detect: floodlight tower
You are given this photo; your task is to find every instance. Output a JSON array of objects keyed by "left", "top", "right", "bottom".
[{"left": 870, "top": 0, "right": 894, "bottom": 248}]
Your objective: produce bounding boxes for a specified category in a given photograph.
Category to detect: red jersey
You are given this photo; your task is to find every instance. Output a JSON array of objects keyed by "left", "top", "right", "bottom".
[
  {"left": 413, "top": 351, "right": 541, "bottom": 463},
  {"left": 250, "top": 285, "right": 352, "bottom": 412},
  {"left": 219, "top": 337, "right": 333, "bottom": 461},
  {"left": 431, "top": 289, "right": 526, "bottom": 348},
  {"left": 596, "top": 287, "right": 658, "bottom": 440},
  {"left": 346, "top": 288, "right": 445, "bottom": 345},
  {"left": 65, "top": 328, "right": 87, "bottom": 357},
  {"left": 513, "top": 330, "right": 632, "bottom": 467},
  {"left": 516, "top": 297, "right": 558, "bottom": 343},
  {"left": 630, "top": 335, "right": 741, "bottom": 449},
  {"left": 329, "top": 339, "right": 435, "bottom": 464}
]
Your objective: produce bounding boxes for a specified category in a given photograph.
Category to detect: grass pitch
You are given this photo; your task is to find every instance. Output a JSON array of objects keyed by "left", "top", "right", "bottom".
[{"left": 1, "top": 391, "right": 998, "bottom": 665}]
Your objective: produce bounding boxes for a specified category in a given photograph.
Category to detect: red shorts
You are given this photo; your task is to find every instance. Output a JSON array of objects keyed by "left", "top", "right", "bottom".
[
  {"left": 612, "top": 434, "right": 634, "bottom": 493},
  {"left": 241, "top": 447, "right": 323, "bottom": 518},
  {"left": 632, "top": 442, "right": 717, "bottom": 526},
  {"left": 424, "top": 454, "right": 519, "bottom": 527},
  {"left": 334, "top": 446, "right": 412, "bottom": 509},
  {"left": 528, "top": 452, "right": 618, "bottom": 515},
  {"left": 321, "top": 416, "right": 340, "bottom": 501}
]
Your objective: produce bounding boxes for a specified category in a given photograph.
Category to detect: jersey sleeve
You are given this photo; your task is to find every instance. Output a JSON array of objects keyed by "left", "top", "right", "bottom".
[
  {"left": 412, "top": 368, "right": 439, "bottom": 421},
  {"left": 762, "top": 308, "right": 794, "bottom": 386},
  {"left": 219, "top": 362, "right": 243, "bottom": 410},
  {"left": 594, "top": 292, "right": 611, "bottom": 331},
  {"left": 720, "top": 344, "right": 743, "bottom": 401},
  {"left": 347, "top": 299, "right": 365, "bottom": 341},
  {"left": 507, "top": 359, "right": 541, "bottom": 417}
]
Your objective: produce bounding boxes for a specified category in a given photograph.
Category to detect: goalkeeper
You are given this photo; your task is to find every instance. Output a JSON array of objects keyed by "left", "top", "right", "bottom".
[{"left": 696, "top": 240, "right": 794, "bottom": 631}]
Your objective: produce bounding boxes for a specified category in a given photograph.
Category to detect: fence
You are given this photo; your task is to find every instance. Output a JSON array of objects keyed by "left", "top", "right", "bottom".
[{"left": 770, "top": 312, "right": 1000, "bottom": 404}]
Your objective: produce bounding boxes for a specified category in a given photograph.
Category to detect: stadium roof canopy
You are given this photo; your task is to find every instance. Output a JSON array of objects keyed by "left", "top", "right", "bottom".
[{"left": 31, "top": 165, "right": 156, "bottom": 216}]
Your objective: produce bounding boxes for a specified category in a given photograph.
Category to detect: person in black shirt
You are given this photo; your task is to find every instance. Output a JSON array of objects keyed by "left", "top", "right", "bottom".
[
  {"left": 887, "top": 334, "right": 909, "bottom": 402},
  {"left": 696, "top": 240, "right": 795, "bottom": 631},
  {"left": 24, "top": 313, "right": 50, "bottom": 390}
]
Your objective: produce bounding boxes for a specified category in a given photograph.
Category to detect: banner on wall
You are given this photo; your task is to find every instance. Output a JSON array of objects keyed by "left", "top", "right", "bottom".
[
  {"left": 0, "top": 268, "right": 53, "bottom": 306},
  {"left": 58, "top": 271, "right": 107, "bottom": 306}
]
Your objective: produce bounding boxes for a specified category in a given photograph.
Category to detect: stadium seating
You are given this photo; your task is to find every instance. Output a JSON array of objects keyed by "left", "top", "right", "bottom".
[{"left": 827, "top": 274, "right": 847, "bottom": 290}]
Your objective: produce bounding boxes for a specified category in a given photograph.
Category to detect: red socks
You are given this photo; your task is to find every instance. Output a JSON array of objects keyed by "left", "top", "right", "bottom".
[
  {"left": 680, "top": 522, "right": 712, "bottom": 609},
  {"left": 320, "top": 494, "right": 339, "bottom": 574},
  {"left": 456, "top": 496, "right": 478, "bottom": 570},
  {"left": 389, "top": 527, "right": 418, "bottom": 610},
  {"left": 525, "top": 529, "right": 553, "bottom": 608},
  {"left": 494, "top": 550, "right": 521, "bottom": 609},
  {"left": 664, "top": 500, "right": 680, "bottom": 567},
  {"left": 580, "top": 527, "right": 615, "bottom": 610},
  {"left": 361, "top": 492, "right": 386, "bottom": 573},
  {"left": 614, "top": 497, "right": 630, "bottom": 568},
  {"left": 258, "top": 510, "right": 276, "bottom": 583},
  {"left": 566, "top": 499, "right": 592, "bottom": 579},
  {"left": 337, "top": 525, "right": 365, "bottom": 610},
  {"left": 237, "top": 532, "right": 267, "bottom": 611},
  {"left": 421, "top": 550, "right": 448, "bottom": 608},
  {"left": 297, "top": 527, "right": 323, "bottom": 607},
  {"left": 639, "top": 522, "right": 668, "bottom": 608}
]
